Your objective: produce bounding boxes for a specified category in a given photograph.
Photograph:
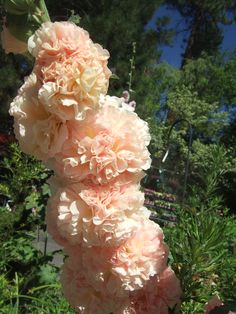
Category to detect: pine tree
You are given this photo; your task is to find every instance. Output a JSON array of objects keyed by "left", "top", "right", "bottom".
[{"left": 166, "top": 0, "right": 236, "bottom": 66}]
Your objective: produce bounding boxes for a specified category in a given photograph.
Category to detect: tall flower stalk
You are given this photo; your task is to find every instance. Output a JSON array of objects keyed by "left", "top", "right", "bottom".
[{"left": 7, "top": 3, "right": 182, "bottom": 313}]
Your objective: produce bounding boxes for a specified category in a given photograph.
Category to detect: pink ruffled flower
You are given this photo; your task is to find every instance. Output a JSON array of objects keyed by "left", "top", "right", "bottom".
[
  {"left": 28, "top": 22, "right": 111, "bottom": 121},
  {"left": 64, "top": 224, "right": 168, "bottom": 296},
  {"left": 204, "top": 295, "right": 223, "bottom": 314},
  {"left": 52, "top": 97, "right": 151, "bottom": 184},
  {"left": 61, "top": 257, "right": 129, "bottom": 314},
  {"left": 125, "top": 266, "right": 182, "bottom": 314},
  {"left": 66, "top": 245, "right": 123, "bottom": 295},
  {"left": 110, "top": 219, "right": 168, "bottom": 291},
  {"left": 9, "top": 73, "right": 69, "bottom": 160},
  {"left": 46, "top": 181, "right": 150, "bottom": 247}
]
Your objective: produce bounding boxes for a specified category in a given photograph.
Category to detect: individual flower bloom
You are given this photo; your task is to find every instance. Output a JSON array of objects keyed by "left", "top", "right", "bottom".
[
  {"left": 204, "top": 295, "right": 224, "bottom": 314},
  {"left": 46, "top": 185, "right": 87, "bottom": 247},
  {"left": 61, "top": 257, "right": 129, "bottom": 314},
  {"left": 1, "top": 24, "right": 27, "bottom": 54},
  {"left": 67, "top": 245, "right": 121, "bottom": 294},
  {"left": 37, "top": 54, "right": 110, "bottom": 121},
  {"left": 28, "top": 21, "right": 90, "bottom": 58},
  {"left": 65, "top": 245, "right": 130, "bottom": 299},
  {"left": 9, "top": 73, "right": 69, "bottom": 161},
  {"left": 80, "top": 184, "right": 150, "bottom": 247},
  {"left": 110, "top": 219, "right": 168, "bottom": 291},
  {"left": 126, "top": 266, "right": 182, "bottom": 314},
  {"left": 46, "top": 181, "right": 150, "bottom": 248},
  {"left": 28, "top": 22, "right": 111, "bottom": 121},
  {"left": 52, "top": 99, "right": 151, "bottom": 185}
]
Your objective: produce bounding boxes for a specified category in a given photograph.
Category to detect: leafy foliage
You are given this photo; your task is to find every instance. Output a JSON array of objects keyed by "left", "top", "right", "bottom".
[
  {"left": 164, "top": 147, "right": 236, "bottom": 312},
  {"left": 0, "top": 273, "right": 75, "bottom": 313}
]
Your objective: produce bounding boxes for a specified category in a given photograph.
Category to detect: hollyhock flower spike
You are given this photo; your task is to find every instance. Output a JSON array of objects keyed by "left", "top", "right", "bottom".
[
  {"left": 8, "top": 16, "right": 181, "bottom": 314},
  {"left": 28, "top": 22, "right": 111, "bottom": 121}
]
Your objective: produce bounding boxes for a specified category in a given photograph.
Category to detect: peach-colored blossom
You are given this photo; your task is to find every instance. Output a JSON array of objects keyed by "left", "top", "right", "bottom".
[
  {"left": 52, "top": 98, "right": 151, "bottom": 184},
  {"left": 28, "top": 22, "right": 111, "bottom": 121},
  {"left": 61, "top": 257, "right": 129, "bottom": 314},
  {"left": 65, "top": 245, "right": 123, "bottom": 295},
  {"left": 125, "top": 266, "right": 182, "bottom": 314},
  {"left": 204, "top": 295, "right": 223, "bottom": 314},
  {"left": 64, "top": 229, "right": 168, "bottom": 296},
  {"left": 9, "top": 73, "right": 69, "bottom": 161},
  {"left": 1, "top": 25, "right": 27, "bottom": 54},
  {"left": 28, "top": 21, "right": 91, "bottom": 58},
  {"left": 46, "top": 182, "right": 149, "bottom": 247},
  {"left": 110, "top": 219, "right": 168, "bottom": 291}
]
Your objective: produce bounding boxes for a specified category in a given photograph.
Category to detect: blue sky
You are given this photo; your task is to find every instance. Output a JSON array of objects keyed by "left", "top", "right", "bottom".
[{"left": 146, "top": 5, "right": 236, "bottom": 68}]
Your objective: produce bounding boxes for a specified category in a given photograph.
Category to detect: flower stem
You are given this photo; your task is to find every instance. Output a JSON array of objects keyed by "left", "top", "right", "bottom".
[{"left": 38, "top": 0, "right": 51, "bottom": 22}]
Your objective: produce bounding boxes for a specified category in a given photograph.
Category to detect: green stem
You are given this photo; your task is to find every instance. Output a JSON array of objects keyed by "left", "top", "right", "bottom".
[
  {"left": 128, "top": 42, "right": 136, "bottom": 93},
  {"left": 38, "top": 0, "right": 51, "bottom": 22},
  {"left": 15, "top": 272, "right": 19, "bottom": 314}
]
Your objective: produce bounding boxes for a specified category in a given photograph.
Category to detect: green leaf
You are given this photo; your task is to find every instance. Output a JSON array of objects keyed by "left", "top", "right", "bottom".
[{"left": 37, "top": 264, "right": 58, "bottom": 285}]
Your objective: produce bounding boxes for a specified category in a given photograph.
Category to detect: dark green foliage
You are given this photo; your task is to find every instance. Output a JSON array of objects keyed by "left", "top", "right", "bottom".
[
  {"left": 0, "top": 143, "right": 72, "bottom": 312},
  {"left": 145, "top": 54, "right": 236, "bottom": 211},
  {"left": 164, "top": 147, "right": 236, "bottom": 312},
  {"left": 0, "top": 273, "right": 75, "bottom": 313},
  {"left": 0, "top": 143, "right": 52, "bottom": 289},
  {"left": 0, "top": 142, "right": 48, "bottom": 202}
]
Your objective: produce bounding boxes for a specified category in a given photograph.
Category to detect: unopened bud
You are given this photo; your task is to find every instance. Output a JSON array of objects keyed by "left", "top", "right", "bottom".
[{"left": 122, "top": 90, "right": 130, "bottom": 102}]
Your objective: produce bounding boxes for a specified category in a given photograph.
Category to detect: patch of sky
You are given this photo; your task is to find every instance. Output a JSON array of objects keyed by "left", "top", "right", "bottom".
[{"left": 145, "top": 4, "right": 236, "bottom": 69}]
